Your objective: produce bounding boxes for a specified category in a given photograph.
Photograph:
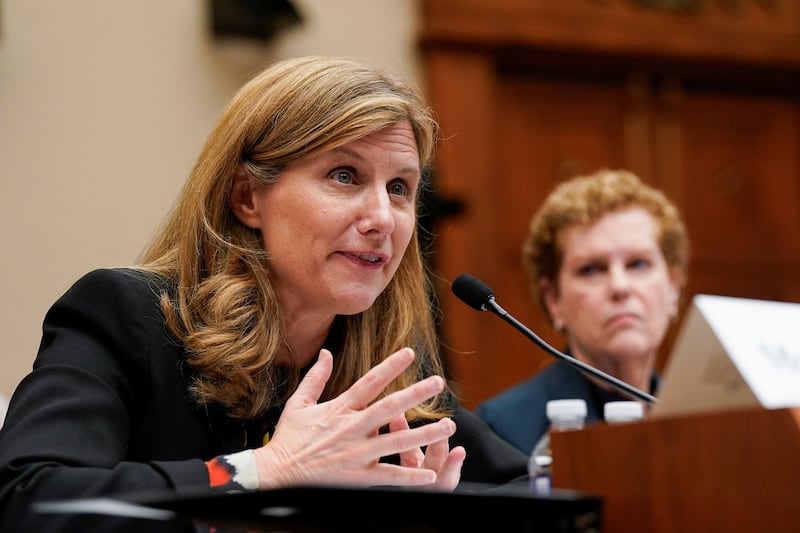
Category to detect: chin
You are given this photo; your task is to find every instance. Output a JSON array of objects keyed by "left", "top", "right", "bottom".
[
  {"left": 607, "top": 336, "right": 653, "bottom": 358},
  {"left": 335, "top": 294, "right": 381, "bottom": 316}
]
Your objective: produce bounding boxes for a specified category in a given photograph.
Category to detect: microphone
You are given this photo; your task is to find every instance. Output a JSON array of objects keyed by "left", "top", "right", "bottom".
[{"left": 451, "top": 273, "right": 657, "bottom": 405}]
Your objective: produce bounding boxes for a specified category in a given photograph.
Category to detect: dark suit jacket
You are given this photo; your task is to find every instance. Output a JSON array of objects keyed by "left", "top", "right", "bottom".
[
  {"left": 0, "top": 269, "right": 526, "bottom": 531},
  {"left": 475, "top": 359, "right": 659, "bottom": 456}
]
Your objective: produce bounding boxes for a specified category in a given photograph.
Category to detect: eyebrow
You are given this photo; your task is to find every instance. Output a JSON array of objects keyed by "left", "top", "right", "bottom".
[
  {"left": 568, "top": 247, "right": 660, "bottom": 262},
  {"left": 327, "top": 146, "right": 421, "bottom": 178}
]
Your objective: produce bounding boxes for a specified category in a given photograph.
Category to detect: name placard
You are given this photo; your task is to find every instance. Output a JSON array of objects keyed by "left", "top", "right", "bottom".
[{"left": 651, "top": 294, "right": 800, "bottom": 419}]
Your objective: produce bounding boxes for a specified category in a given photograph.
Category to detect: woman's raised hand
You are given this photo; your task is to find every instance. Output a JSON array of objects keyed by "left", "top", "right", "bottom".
[{"left": 253, "top": 348, "right": 464, "bottom": 490}]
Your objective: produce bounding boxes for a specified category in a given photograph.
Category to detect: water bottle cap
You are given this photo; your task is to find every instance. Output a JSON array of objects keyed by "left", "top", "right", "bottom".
[
  {"left": 546, "top": 399, "right": 587, "bottom": 421},
  {"left": 604, "top": 401, "right": 644, "bottom": 422}
]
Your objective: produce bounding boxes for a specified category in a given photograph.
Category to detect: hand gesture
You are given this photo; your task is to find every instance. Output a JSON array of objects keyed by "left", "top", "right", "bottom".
[{"left": 253, "top": 348, "right": 465, "bottom": 490}]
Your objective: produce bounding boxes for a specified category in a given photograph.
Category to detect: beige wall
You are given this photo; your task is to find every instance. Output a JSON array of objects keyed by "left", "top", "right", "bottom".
[{"left": 0, "top": 0, "right": 422, "bottom": 398}]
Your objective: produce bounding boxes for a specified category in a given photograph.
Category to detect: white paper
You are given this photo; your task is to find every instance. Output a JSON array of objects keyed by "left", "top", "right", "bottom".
[{"left": 651, "top": 294, "right": 800, "bottom": 419}]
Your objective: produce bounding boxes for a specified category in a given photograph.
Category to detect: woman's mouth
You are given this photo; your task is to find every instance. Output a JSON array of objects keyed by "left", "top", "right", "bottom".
[{"left": 342, "top": 252, "right": 387, "bottom": 268}]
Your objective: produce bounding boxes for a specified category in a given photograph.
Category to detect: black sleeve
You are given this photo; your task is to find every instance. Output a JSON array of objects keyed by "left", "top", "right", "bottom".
[
  {"left": 450, "top": 405, "right": 529, "bottom": 486},
  {"left": 0, "top": 269, "right": 208, "bottom": 532}
]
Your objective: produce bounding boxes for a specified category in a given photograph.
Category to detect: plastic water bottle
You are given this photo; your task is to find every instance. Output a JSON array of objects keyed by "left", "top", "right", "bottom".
[
  {"left": 604, "top": 401, "right": 644, "bottom": 423},
  {"left": 529, "top": 399, "right": 587, "bottom": 494}
]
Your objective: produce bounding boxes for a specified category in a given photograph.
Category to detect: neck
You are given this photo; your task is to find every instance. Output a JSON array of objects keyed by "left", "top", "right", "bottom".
[
  {"left": 281, "top": 313, "right": 335, "bottom": 369},
  {"left": 574, "top": 349, "right": 655, "bottom": 394}
]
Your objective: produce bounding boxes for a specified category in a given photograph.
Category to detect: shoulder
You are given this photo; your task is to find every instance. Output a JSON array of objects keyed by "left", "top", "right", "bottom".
[
  {"left": 65, "top": 267, "right": 168, "bottom": 299},
  {"left": 475, "top": 361, "right": 597, "bottom": 427},
  {"left": 33, "top": 268, "right": 188, "bottom": 411},
  {"left": 55, "top": 268, "right": 169, "bottom": 317},
  {"left": 476, "top": 362, "right": 562, "bottom": 415},
  {"left": 41, "top": 268, "right": 175, "bottom": 360}
]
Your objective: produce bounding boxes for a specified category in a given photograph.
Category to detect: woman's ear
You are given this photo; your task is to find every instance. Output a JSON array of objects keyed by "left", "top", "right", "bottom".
[{"left": 229, "top": 167, "right": 261, "bottom": 229}]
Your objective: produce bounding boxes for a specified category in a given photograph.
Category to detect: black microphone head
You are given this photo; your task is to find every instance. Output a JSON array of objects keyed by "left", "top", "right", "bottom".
[{"left": 451, "top": 273, "right": 494, "bottom": 311}]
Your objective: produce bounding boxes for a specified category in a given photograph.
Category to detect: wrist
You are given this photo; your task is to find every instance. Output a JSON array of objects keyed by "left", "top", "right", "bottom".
[{"left": 254, "top": 443, "right": 292, "bottom": 489}]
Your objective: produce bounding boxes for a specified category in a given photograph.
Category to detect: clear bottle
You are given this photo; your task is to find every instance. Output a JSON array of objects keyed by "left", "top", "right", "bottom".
[
  {"left": 529, "top": 399, "right": 588, "bottom": 494},
  {"left": 603, "top": 401, "right": 644, "bottom": 423}
]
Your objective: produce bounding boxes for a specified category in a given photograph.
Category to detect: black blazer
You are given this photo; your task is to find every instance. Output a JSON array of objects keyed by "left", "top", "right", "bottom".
[{"left": 0, "top": 269, "right": 526, "bottom": 531}]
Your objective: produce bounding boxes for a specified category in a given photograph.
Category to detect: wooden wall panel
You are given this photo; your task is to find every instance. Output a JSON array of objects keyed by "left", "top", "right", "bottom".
[{"left": 420, "top": 0, "right": 800, "bottom": 409}]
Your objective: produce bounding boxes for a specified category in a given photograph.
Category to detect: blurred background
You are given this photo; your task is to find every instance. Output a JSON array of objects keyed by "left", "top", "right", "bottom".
[{"left": 1, "top": 0, "right": 798, "bottom": 410}]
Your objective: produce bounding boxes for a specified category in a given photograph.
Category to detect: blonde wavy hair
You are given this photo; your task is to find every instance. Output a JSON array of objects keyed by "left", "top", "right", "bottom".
[
  {"left": 522, "top": 169, "right": 690, "bottom": 319},
  {"left": 138, "top": 56, "right": 448, "bottom": 420}
]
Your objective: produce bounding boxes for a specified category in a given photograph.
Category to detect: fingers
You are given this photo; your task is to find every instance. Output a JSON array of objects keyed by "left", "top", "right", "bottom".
[
  {"left": 341, "top": 348, "right": 416, "bottom": 410},
  {"left": 373, "top": 417, "right": 455, "bottom": 461},
  {"left": 285, "top": 349, "right": 334, "bottom": 409},
  {"left": 273, "top": 346, "right": 462, "bottom": 490},
  {"left": 389, "top": 415, "right": 424, "bottom": 468},
  {"left": 368, "top": 462, "right": 438, "bottom": 486},
  {"left": 363, "top": 373, "right": 444, "bottom": 427},
  {"left": 421, "top": 433, "right": 450, "bottom": 471},
  {"left": 433, "top": 446, "right": 466, "bottom": 491},
  {"left": 388, "top": 417, "right": 465, "bottom": 491},
  {"left": 338, "top": 347, "right": 446, "bottom": 435}
]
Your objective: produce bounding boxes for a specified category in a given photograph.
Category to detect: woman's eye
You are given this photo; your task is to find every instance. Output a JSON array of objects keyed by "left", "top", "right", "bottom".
[
  {"left": 332, "top": 169, "right": 354, "bottom": 184},
  {"left": 577, "top": 264, "right": 601, "bottom": 276},
  {"left": 629, "top": 258, "right": 651, "bottom": 270},
  {"left": 388, "top": 180, "right": 409, "bottom": 197}
]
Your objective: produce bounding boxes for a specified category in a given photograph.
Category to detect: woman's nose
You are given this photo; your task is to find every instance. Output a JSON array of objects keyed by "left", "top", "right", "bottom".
[
  {"left": 608, "top": 264, "right": 631, "bottom": 296},
  {"left": 356, "top": 188, "right": 395, "bottom": 235}
]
